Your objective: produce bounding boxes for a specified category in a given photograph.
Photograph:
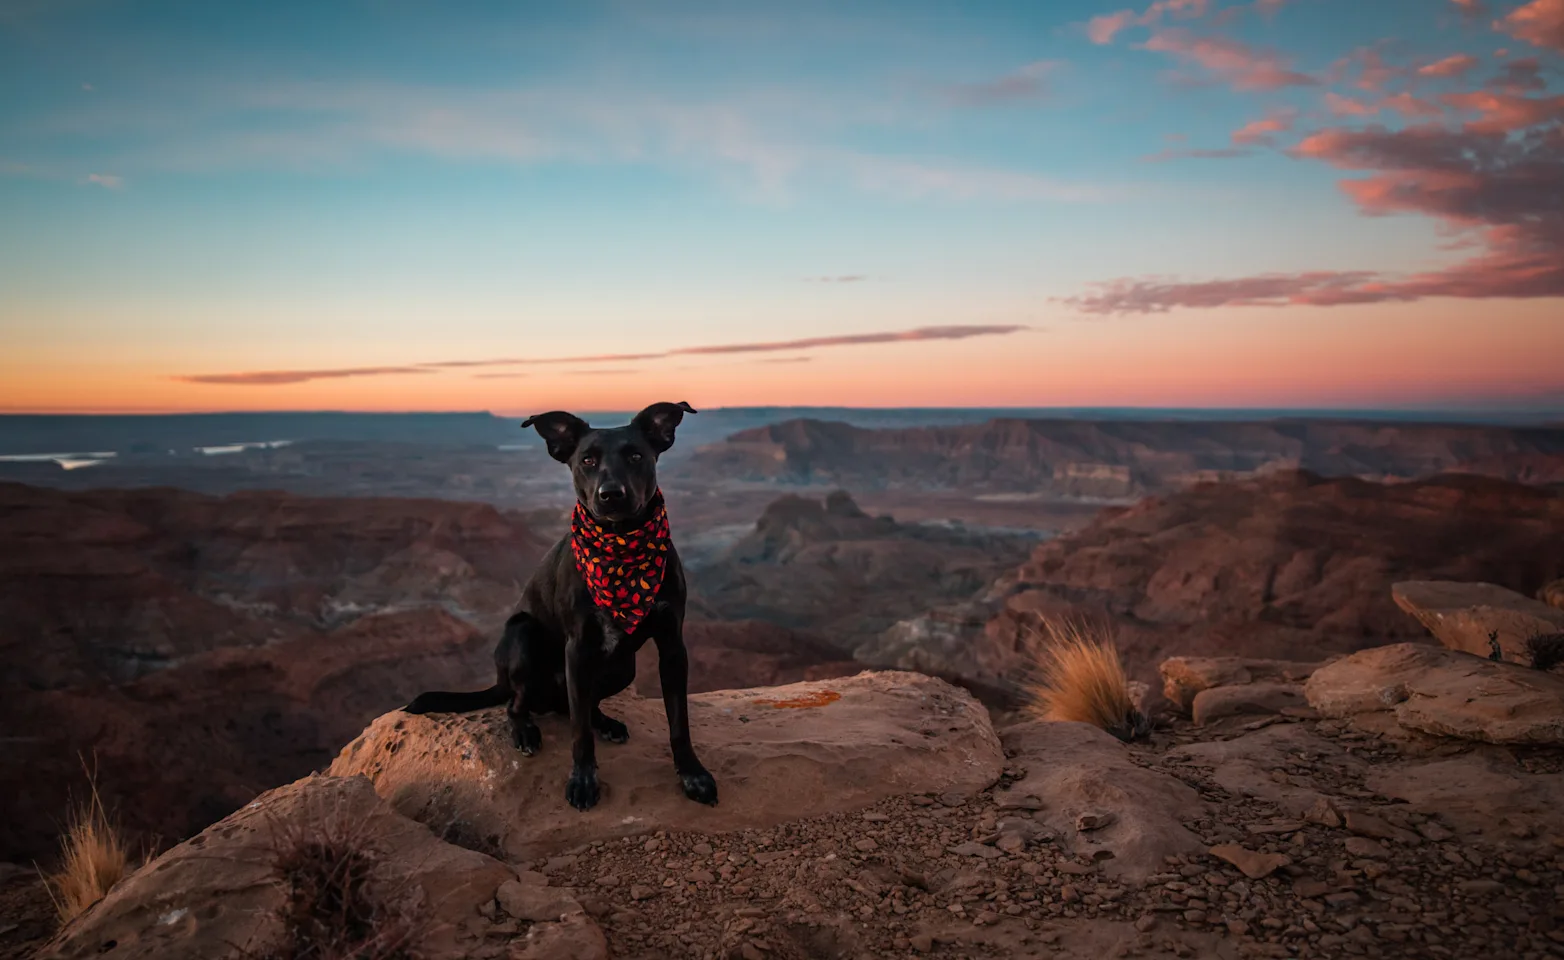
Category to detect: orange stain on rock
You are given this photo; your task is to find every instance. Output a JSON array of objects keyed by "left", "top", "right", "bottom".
[{"left": 752, "top": 689, "right": 842, "bottom": 709}]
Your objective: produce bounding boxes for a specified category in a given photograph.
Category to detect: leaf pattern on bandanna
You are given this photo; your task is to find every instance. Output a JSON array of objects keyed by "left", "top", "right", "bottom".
[{"left": 570, "top": 489, "right": 671, "bottom": 636}]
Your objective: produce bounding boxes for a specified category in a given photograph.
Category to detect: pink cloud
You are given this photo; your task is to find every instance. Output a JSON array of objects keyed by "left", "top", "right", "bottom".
[
  {"left": 1231, "top": 109, "right": 1297, "bottom": 145},
  {"left": 1324, "top": 92, "right": 1378, "bottom": 116},
  {"left": 1142, "top": 29, "right": 1317, "bottom": 90},
  {"left": 1418, "top": 54, "right": 1480, "bottom": 78},
  {"left": 1086, "top": 10, "right": 1137, "bottom": 44},
  {"left": 1381, "top": 92, "right": 1445, "bottom": 119},
  {"left": 1451, "top": 0, "right": 1486, "bottom": 14},
  {"left": 1442, "top": 90, "right": 1564, "bottom": 132},
  {"left": 1496, "top": 0, "right": 1564, "bottom": 53},
  {"left": 1344, "top": 47, "right": 1400, "bottom": 92},
  {"left": 1085, "top": 0, "right": 1211, "bottom": 44},
  {"left": 1061, "top": 112, "right": 1564, "bottom": 313}
]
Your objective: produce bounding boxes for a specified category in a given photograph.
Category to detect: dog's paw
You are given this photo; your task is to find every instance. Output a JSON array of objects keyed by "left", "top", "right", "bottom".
[
  {"left": 679, "top": 769, "right": 718, "bottom": 806},
  {"left": 566, "top": 765, "right": 600, "bottom": 811},
  {"left": 593, "top": 714, "right": 630, "bottom": 744},
  {"left": 512, "top": 720, "right": 542, "bottom": 756}
]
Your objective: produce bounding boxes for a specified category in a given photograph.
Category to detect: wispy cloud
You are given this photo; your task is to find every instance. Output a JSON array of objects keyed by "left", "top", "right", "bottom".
[
  {"left": 1140, "top": 146, "right": 1252, "bottom": 162},
  {"left": 803, "top": 274, "right": 868, "bottom": 283},
  {"left": 1085, "top": 0, "right": 1212, "bottom": 45},
  {"left": 754, "top": 356, "right": 813, "bottom": 364},
  {"left": 1324, "top": 92, "right": 1378, "bottom": 117},
  {"left": 174, "top": 366, "right": 436, "bottom": 385},
  {"left": 1418, "top": 54, "right": 1480, "bottom": 78},
  {"left": 179, "top": 325, "right": 1030, "bottom": 386},
  {"left": 472, "top": 372, "right": 530, "bottom": 380},
  {"left": 83, "top": 172, "right": 122, "bottom": 189},
  {"left": 21, "top": 79, "right": 1112, "bottom": 206},
  {"left": 1230, "top": 109, "right": 1297, "bottom": 146},
  {"left": 1062, "top": 100, "right": 1564, "bottom": 313},
  {"left": 672, "top": 324, "right": 1028, "bottom": 357},
  {"left": 1141, "top": 29, "right": 1318, "bottom": 90},
  {"left": 943, "top": 61, "right": 1060, "bottom": 107}
]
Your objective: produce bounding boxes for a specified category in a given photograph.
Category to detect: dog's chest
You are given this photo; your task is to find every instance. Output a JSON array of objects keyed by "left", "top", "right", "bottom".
[{"left": 593, "top": 611, "right": 635, "bottom": 657}]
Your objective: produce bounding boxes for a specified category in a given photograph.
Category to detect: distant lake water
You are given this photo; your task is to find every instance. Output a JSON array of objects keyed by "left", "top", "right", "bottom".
[
  {"left": 0, "top": 439, "right": 295, "bottom": 470},
  {"left": 0, "top": 451, "right": 118, "bottom": 470}
]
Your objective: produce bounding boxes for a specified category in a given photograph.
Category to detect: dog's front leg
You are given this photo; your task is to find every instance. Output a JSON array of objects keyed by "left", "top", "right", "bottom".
[
  {"left": 655, "top": 624, "right": 718, "bottom": 805},
  {"left": 563, "top": 634, "right": 600, "bottom": 811}
]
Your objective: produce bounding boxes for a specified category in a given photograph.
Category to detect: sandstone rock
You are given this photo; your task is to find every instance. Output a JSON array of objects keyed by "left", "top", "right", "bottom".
[
  {"left": 1344, "top": 810, "right": 1419, "bottom": 845},
  {"left": 999, "top": 720, "right": 1207, "bottom": 881},
  {"left": 330, "top": 672, "right": 1003, "bottom": 861},
  {"left": 1542, "top": 579, "right": 1564, "bottom": 612},
  {"left": 1191, "top": 682, "right": 1308, "bottom": 726},
  {"left": 39, "top": 774, "right": 523, "bottom": 960},
  {"left": 1160, "top": 657, "right": 1322, "bottom": 714},
  {"left": 495, "top": 880, "right": 582, "bottom": 923},
  {"left": 1343, "top": 837, "right": 1388, "bottom": 858},
  {"left": 1366, "top": 750, "right": 1564, "bottom": 841},
  {"left": 1393, "top": 580, "right": 1564, "bottom": 664},
  {"left": 1305, "top": 642, "right": 1564, "bottom": 744},
  {"left": 510, "top": 911, "right": 609, "bottom": 960},
  {"left": 1167, "top": 724, "right": 1362, "bottom": 819},
  {"left": 1209, "top": 843, "right": 1290, "bottom": 879}
]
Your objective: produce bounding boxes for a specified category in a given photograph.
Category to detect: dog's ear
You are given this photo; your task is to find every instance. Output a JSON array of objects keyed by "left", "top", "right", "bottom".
[
  {"left": 521, "top": 411, "right": 591, "bottom": 463},
  {"left": 632, "top": 401, "right": 697, "bottom": 454}
]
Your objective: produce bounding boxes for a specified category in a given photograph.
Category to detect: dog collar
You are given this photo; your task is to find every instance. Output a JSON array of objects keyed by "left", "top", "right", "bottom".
[{"left": 569, "top": 490, "right": 671, "bottom": 636}]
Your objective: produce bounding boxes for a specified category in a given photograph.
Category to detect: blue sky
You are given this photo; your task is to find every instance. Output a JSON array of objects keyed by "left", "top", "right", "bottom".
[{"left": 1, "top": 0, "right": 1561, "bottom": 413}]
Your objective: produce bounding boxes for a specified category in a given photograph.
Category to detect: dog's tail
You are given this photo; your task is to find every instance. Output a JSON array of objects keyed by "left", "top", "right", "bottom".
[{"left": 403, "top": 685, "right": 509, "bottom": 715}]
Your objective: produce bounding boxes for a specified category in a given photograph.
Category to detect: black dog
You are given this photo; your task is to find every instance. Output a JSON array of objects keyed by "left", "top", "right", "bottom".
[{"left": 403, "top": 401, "right": 717, "bottom": 812}]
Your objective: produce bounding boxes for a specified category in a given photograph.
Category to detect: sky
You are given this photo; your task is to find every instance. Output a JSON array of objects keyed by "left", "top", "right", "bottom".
[{"left": 1, "top": 0, "right": 1561, "bottom": 415}]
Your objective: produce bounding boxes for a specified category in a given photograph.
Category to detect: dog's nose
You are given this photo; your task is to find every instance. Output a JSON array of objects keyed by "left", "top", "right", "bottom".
[{"left": 598, "top": 484, "right": 627, "bottom": 503}]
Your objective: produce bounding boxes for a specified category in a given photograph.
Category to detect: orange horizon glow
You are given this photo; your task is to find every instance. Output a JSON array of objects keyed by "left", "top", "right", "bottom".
[{"left": 6, "top": 298, "right": 1561, "bottom": 415}]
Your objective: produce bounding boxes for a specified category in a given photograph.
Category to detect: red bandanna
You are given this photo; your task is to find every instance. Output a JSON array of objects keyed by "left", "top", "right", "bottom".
[{"left": 570, "top": 490, "right": 671, "bottom": 635}]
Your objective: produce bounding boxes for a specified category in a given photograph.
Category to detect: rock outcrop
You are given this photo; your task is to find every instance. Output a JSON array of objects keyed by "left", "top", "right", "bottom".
[
  {"left": 1159, "top": 656, "right": 1324, "bottom": 715},
  {"left": 1305, "top": 642, "right": 1564, "bottom": 744},
  {"left": 953, "top": 470, "right": 1564, "bottom": 695},
  {"left": 39, "top": 774, "right": 536, "bottom": 960},
  {"left": 1393, "top": 579, "right": 1564, "bottom": 663},
  {"left": 689, "top": 416, "right": 1564, "bottom": 494},
  {"left": 689, "top": 491, "right": 1032, "bottom": 657},
  {"left": 997, "top": 722, "right": 1208, "bottom": 882},
  {"left": 1543, "top": 578, "right": 1564, "bottom": 611},
  {"left": 330, "top": 672, "right": 1005, "bottom": 861}
]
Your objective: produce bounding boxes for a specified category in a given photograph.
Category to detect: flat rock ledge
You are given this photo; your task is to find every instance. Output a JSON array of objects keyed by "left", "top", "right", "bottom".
[
  {"left": 1393, "top": 579, "right": 1564, "bottom": 664},
  {"left": 329, "top": 671, "right": 1005, "bottom": 862},
  {"left": 1304, "top": 641, "right": 1564, "bottom": 744}
]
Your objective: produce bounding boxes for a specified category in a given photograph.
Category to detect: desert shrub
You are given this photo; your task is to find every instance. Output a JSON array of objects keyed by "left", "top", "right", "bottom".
[
  {"left": 1528, "top": 632, "right": 1564, "bottom": 672},
  {"left": 1022, "top": 616, "right": 1149, "bottom": 742},
  {"left": 43, "top": 764, "right": 135, "bottom": 925},
  {"left": 257, "top": 798, "right": 423, "bottom": 960}
]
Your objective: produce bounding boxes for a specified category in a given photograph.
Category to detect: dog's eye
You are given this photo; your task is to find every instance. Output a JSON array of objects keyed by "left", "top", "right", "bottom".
[
  {"left": 628, "top": 452, "right": 643, "bottom": 463},
  {"left": 581, "top": 456, "right": 598, "bottom": 468}
]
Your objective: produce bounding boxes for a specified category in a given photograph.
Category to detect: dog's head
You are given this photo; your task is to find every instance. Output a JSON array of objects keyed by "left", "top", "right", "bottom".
[{"left": 521, "top": 401, "right": 696, "bottom": 523}]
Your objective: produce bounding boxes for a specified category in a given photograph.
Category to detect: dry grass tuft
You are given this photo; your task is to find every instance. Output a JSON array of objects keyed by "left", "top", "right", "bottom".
[
  {"left": 43, "top": 762, "right": 136, "bottom": 925},
  {"left": 256, "top": 797, "right": 423, "bottom": 960},
  {"left": 1022, "top": 616, "right": 1149, "bottom": 742}
]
